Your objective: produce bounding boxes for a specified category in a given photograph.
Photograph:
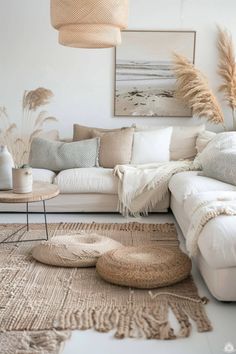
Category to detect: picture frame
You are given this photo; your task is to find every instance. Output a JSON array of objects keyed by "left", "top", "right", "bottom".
[{"left": 114, "top": 30, "right": 196, "bottom": 117}]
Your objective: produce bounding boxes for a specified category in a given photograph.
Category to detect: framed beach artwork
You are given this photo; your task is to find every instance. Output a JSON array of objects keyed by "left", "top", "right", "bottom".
[{"left": 114, "top": 30, "right": 196, "bottom": 117}]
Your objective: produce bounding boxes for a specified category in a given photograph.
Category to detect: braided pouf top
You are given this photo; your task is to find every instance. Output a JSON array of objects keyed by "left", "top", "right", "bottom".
[
  {"left": 96, "top": 245, "right": 192, "bottom": 289},
  {"left": 32, "top": 233, "right": 122, "bottom": 268}
]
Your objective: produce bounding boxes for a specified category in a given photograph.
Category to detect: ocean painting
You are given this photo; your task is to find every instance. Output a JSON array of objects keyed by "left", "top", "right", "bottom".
[{"left": 115, "top": 31, "right": 196, "bottom": 117}]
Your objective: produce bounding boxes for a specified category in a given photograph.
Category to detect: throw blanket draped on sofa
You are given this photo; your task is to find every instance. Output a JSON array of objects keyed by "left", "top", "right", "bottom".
[{"left": 114, "top": 161, "right": 199, "bottom": 216}]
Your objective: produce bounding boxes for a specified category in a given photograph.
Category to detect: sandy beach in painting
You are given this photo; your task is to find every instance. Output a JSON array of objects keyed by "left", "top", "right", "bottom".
[{"left": 115, "top": 60, "right": 191, "bottom": 117}]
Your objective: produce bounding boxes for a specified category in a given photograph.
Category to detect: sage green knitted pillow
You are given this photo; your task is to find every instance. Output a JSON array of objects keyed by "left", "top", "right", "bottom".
[{"left": 29, "top": 137, "right": 100, "bottom": 172}]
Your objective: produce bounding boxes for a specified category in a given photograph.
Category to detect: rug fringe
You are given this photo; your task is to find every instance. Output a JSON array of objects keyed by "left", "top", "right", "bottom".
[
  {"left": 20, "top": 330, "right": 70, "bottom": 352},
  {"left": 0, "top": 330, "right": 71, "bottom": 354},
  {"left": 56, "top": 299, "right": 212, "bottom": 340},
  {"left": 58, "top": 222, "right": 177, "bottom": 234}
]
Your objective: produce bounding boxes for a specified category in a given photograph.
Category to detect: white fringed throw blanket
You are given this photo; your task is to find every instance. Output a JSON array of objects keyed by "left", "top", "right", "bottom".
[
  {"left": 114, "top": 162, "right": 236, "bottom": 258},
  {"left": 185, "top": 191, "right": 236, "bottom": 256},
  {"left": 114, "top": 160, "right": 199, "bottom": 216}
]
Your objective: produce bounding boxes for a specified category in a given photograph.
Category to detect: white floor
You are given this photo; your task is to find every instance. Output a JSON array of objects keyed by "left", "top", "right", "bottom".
[{"left": 2, "top": 212, "right": 236, "bottom": 354}]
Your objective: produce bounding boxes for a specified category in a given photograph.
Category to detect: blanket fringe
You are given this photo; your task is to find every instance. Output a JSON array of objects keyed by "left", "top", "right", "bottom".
[{"left": 114, "top": 161, "right": 200, "bottom": 216}]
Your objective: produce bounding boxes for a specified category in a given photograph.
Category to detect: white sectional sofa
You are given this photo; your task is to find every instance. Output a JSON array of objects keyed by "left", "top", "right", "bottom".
[
  {"left": 1, "top": 125, "right": 236, "bottom": 301},
  {"left": 169, "top": 171, "right": 236, "bottom": 301}
]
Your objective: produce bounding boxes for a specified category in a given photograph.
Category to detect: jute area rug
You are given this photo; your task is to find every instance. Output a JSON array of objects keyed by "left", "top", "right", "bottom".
[{"left": 0, "top": 222, "right": 212, "bottom": 353}]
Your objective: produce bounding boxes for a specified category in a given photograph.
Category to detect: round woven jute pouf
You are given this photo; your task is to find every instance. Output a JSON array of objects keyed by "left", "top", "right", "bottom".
[
  {"left": 96, "top": 245, "right": 192, "bottom": 289},
  {"left": 32, "top": 234, "right": 122, "bottom": 268}
]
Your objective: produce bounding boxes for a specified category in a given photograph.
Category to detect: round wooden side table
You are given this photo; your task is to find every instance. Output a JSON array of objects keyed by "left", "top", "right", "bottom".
[{"left": 0, "top": 182, "right": 59, "bottom": 244}]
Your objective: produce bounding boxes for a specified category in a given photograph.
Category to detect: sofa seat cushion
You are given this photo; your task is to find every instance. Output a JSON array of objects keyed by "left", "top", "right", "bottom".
[
  {"left": 32, "top": 168, "right": 56, "bottom": 184},
  {"left": 54, "top": 168, "right": 118, "bottom": 194},
  {"left": 169, "top": 171, "right": 236, "bottom": 204}
]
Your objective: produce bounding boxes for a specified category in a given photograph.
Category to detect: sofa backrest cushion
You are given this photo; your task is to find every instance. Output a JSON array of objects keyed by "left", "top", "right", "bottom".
[
  {"left": 134, "top": 124, "right": 205, "bottom": 160},
  {"left": 91, "top": 128, "right": 134, "bottom": 168},
  {"left": 73, "top": 123, "right": 128, "bottom": 141},
  {"left": 29, "top": 137, "right": 100, "bottom": 172},
  {"left": 196, "top": 132, "right": 236, "bottom": 186},
  {"left": 131, "top": 128, "right": 173, "bottom": 164}
]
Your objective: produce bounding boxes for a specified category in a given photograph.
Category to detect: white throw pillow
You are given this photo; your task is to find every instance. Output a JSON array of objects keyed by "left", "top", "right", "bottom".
[
  {"left": 133, "top": 124, "right": 205, "bottom": 160},
  {"left": 131, "top": 127, "right": 173, "bottom": 164}
]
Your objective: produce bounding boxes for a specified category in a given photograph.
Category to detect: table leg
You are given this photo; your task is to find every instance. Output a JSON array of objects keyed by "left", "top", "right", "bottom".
[
  {"left": 0, "top": 225, "right": 27, "bottom": 244},
  {"left": 43, "top": 200, "right": 49, "bottom": 241},
  {"left": 26, "top": 202, "right": 29, "bottom": 231},
  {"left": 0, "top": 201, "right": 49, "bottom": 244}
]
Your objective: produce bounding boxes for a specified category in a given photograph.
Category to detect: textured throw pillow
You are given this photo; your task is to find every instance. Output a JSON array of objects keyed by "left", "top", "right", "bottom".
[
  {"left": 196, "top": 132, "right": 236, "bottom": 186},
  {"left": 196, "top": 131, "right": 216, "bottom": 154},
  {"left": 131, "top": 128, "right": 173, "bottom": 164},
  {"left": 91, "top": 128, "right": 134, "bottom": 168},
  {"left": 38, "top": 129, "right": 59, "bottom": 141},
  {"left": 73, "top": 123, "right": 128, "bottom": 141},
  {"left": 133, "top": 124, "right": 205, "bottom": 160},
  {"left": 29, "top": 137, "right": 100, "bottom": 172}
]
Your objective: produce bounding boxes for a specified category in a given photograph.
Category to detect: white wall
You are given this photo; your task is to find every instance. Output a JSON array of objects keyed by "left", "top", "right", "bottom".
[{"left": 0, "top": 0, "right": 236, "bottom": 137}]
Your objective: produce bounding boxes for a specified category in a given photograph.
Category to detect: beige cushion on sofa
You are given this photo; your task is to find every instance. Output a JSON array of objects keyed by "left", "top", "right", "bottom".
[
  {"left": 73, "top": 123, "right": 127, "bottom": 141},
  {"left": 54, "top": 167, "right": 118, "bottom": 194},
  {"left": 196, "top": 131, "right": 216, "bottom": 154},
  {"left": 134, "top": 124, "right": 205, "bottom": 160},
  {"left": 91, "top": 128, "right": 134, "bottom": 168}
]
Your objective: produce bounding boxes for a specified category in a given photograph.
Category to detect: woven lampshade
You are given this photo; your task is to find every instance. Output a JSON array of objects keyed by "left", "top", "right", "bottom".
[{"left": 50, "top": 0, "right": 129, "bottom": 48}]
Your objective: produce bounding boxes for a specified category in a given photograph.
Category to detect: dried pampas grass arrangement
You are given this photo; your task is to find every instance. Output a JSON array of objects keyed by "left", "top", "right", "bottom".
[
  {"left": 217, "top": 27, "right": 236, "bottom": 129},
  {"left": 0, "top": 88, "right": 58, "bottom": 166},
  {"left": 173, "top": 53, "right": 225, "bottom": 127}
]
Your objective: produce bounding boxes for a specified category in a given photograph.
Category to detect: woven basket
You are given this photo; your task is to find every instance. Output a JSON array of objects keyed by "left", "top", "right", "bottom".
[
  {"left": 97, "top": 245, "right": 192, "bottom": 289},
  {"left": 51, "top": 0, "right": 129, "bottom": 48}
]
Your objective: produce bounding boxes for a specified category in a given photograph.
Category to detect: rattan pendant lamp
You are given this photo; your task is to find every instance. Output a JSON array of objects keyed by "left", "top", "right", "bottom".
[{"left": 50, "top": 0, "right": 129, "bottom": 48}]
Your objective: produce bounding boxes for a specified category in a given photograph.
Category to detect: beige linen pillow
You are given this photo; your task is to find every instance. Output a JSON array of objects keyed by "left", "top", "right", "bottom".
[
  {"left": 196, "top": 131, "right": 216, "bottom": 154},
  {"left": 73, "top": 123, "right": 127, "bottom": 141},
  {"left": 133, "top": 124, "right": 205, "bottom": 160},
  {"left": 91, "top": 128, "right": 134, "bottom": 168}
]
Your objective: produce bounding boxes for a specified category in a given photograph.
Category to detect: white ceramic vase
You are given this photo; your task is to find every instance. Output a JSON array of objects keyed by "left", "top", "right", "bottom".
[
  {"left": 0, "top": 145, "right": 14, "bottom": 190},
  {"left": 12, "top": 167, "right": 33, "bottom": 194}
]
